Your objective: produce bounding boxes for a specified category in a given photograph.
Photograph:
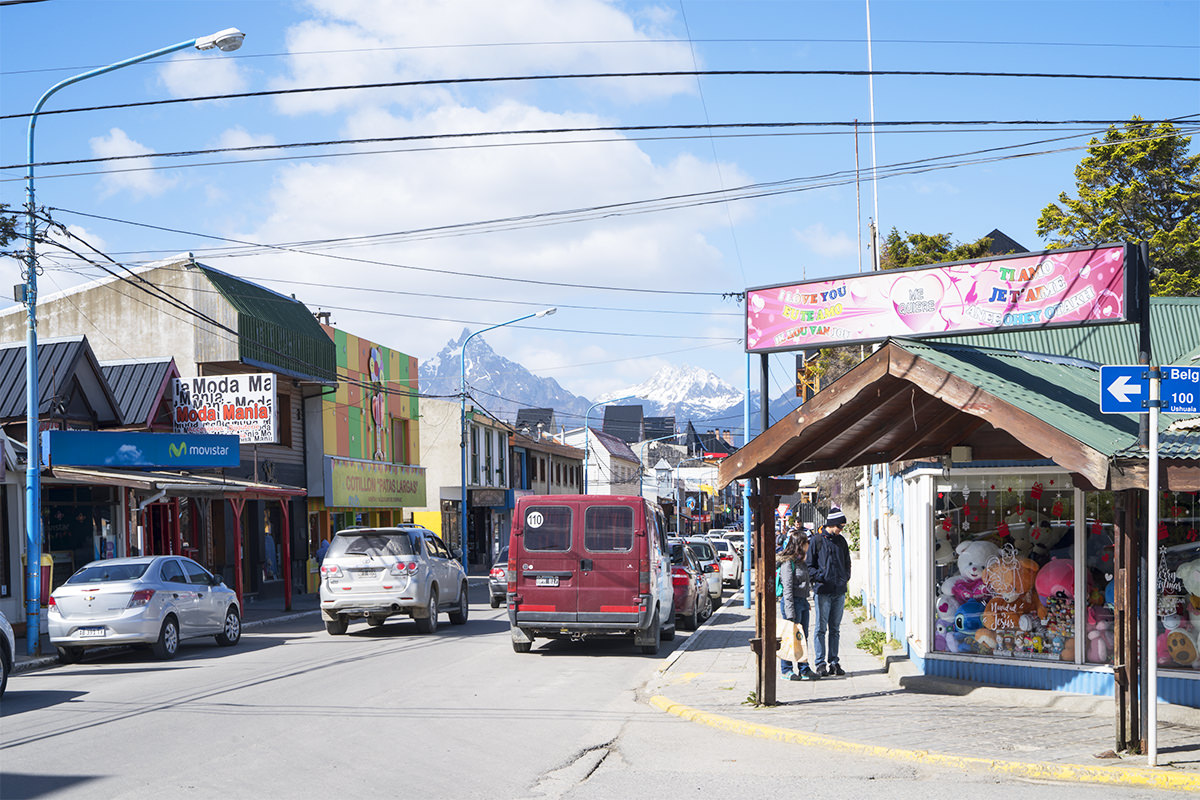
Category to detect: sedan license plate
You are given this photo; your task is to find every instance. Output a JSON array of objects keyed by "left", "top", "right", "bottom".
[
  {"left": 78, "top": 627, "right": 106, "bottom": 638},
  {"left": 535, "top": 576, "right": 559, "bottom": 587}
]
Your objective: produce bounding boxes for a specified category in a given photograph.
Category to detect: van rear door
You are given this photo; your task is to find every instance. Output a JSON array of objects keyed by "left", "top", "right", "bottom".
[
  {"left": 514, "top": 501, "right": 578, "bottom": 621},
  {"left": 577, "top": 501, "right": 641, "bottom": 623}
]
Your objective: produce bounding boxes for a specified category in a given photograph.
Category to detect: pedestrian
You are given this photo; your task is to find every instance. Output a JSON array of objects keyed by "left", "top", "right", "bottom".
[
  {"left": 778, "top": 524, "right": 817, "bottom": 681},
  {"left": 316, "top": 537, "right": 330, "bottom": 565},
  {"left": 807, "top": 506, "right": 852, "bottom": 677}
]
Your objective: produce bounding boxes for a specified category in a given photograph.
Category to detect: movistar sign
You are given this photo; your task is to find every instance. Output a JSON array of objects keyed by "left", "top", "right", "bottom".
[{"left": 42, "top": 431, "right": 241, "bottom": 469}]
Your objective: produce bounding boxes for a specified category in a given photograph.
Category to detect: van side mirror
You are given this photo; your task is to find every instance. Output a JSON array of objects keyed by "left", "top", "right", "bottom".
[{"left": 211, "top": 574, "right": 224, "bottom": 586}]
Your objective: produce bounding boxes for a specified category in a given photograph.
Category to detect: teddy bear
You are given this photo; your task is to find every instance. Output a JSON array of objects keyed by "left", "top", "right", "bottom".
[
  {"left": 1157, "top": 614, "right": 1200, "bottom": 668},
  {"left": 1177, "top": 557, "right": 1200, "bottom": 599},
  {"left": 982, "top": 547, "right": 1039, "bottom": 601},
  {"left": 933, "top": 528, "right": 955, "bottom": 566},
  {"left": 1029, "top": 521, "right": 1070, "bottom": 560},
  {"left": 942, "top": 540, "right": 1000, "bottom": 602},
  {"left": 935, "top": 592, "right": 961, "bottom": 623},
  {"left": 1086, "top": 606, "right": 1114, "bottom": 664}
]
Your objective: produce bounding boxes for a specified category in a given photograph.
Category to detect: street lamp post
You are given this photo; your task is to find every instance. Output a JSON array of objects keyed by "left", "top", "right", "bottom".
[
  {"left": 637, "top": 433, "right": 678, "bottom": 497},
  {"left": 21, "top": 28, "right": 245, "bottom": 655},
  {"left": 460, "top": 309, "right": 555, "bottom": 573},
  {"left": 582, "top": 395, "right": 634, "bottom": 494}
]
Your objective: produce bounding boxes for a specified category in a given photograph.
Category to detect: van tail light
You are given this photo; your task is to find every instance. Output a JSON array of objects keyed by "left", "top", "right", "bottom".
[
  {"left": 127, "top": 589, "right": 155, "bottom": 608},
  {"left": 638, "top": 570, "right": 650, "bottom": 595},
  {"left": 320, "top": 564, "right": 342, "bottom": 579},
  {"left": 389, "top": 562, "right": 418, "bottom": 577}
]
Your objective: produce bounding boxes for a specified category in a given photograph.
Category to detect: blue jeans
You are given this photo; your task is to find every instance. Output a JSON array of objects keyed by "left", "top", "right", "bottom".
[
  {"left": 779, "top": 597, "right": 811, "bottom": 675},
  {"left": 812, "top": 592, "right": 845, "bottom": 668}
]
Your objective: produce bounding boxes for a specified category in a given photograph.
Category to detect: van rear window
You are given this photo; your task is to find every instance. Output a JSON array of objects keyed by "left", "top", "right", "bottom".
[
  {"left": 523, "top": 506, "right": 572, "bottom": 551},
  {"left": 585, "top": 506, "right": 634, "bottom": 552}
]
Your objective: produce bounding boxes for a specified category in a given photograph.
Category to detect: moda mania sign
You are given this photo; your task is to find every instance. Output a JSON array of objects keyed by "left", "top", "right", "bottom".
[
  {"left": 173, "top": 373, "right": 277, "bottom": 444},
  {"left": 324, "top": 456, "right": 427, "bottom": 509},
  {"left": 745, "top": 244, "right": 1134, "bottom": 354}
]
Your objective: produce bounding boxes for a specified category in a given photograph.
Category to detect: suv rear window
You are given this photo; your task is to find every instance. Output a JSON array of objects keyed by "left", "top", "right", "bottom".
[
  {"left": 584, "top": 506, "right": 634, "bottom": 552},
  {"left": 327, "top": 530, "right": 415, "bottom": 558},
  {"left": 523, "top": 506, "right": 572, "bottom": 551},
  {"left": 687, "top": 541, "right": 716, "bottom": 562},
  {"left": 65, "top": 562, "right": 150, "bottom": 584}
]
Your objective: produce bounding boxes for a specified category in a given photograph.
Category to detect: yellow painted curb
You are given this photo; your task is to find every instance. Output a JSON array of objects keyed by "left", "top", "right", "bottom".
[{"left": 649, "top": 695, "right": 1200, "bottom": 792}]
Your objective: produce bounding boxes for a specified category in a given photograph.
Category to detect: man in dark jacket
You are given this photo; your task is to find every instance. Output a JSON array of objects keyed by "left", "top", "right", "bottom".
[{"left": 807, "top": 506, "right": 851, "bottom": 677}]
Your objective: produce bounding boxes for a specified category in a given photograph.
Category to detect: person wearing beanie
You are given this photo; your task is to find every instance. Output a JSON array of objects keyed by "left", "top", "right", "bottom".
[{"left": 807, "top": 506, "right": 852, "bottom": 677}]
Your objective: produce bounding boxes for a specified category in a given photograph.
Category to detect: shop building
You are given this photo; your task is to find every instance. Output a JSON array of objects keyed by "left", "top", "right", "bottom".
[
  {"left": 720, "top": 298, "right": 1200, "bottom": 720},
  {"left": 303, "top": 324, "right": 424, "bottom": 552}
]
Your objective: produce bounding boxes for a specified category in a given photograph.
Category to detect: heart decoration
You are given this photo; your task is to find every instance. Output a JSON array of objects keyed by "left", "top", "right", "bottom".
[{"left": 889, "top": 274, "right": 946, "bottom": 333}]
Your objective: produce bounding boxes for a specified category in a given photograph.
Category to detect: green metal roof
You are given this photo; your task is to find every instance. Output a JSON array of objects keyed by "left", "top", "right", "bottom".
[
  {"left": 198, "top": 264, "right": 335, "bottom": 383},
  {"left": 932, "top": 297, "right": 1200, "bottom": 366}
]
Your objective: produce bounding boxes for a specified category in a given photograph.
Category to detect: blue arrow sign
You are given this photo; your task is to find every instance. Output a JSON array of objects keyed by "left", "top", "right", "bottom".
[
  {"left": 1099, "top": 365, "right": 1147, "bottom": 414},
  {"left": 1162, "top": 365, "right": 1200, "bottom": 414}
]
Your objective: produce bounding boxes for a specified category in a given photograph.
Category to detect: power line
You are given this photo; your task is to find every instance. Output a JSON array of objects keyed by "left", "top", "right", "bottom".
[
  {"left": 3, "top": 68, "right": 1196, "bottom": 122},
  {"left": 7, "top": 117, "right": 1194, "bottom": 172}
]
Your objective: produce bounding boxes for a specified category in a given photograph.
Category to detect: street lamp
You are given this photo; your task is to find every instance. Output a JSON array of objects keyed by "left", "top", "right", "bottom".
[
  {"left": 460, "top": 308, "right": 555, "bottom": 572},
  {"left": 20, "top": 29, "right": 245, "bottom": 655},
  {"left": 582, "top": 395, "right": 634, "bottom": 494},
  {"left": 637, "top": 433, "right": 679, "bottom": 497}
]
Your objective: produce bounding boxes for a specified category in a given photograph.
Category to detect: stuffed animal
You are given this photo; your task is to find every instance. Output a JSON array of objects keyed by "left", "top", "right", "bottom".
[
  {"left": 941, "top": 573, "right": 986, "bottom": 604},
  {"left": 934, "top": 528, "right": 955, "bottom": 566},
  {"left": 1030, "top": 522, "right": 1070, "bottom": 559},
  {"left": 1086, "top": 606, "right": 1114, "bottom": 664},
  {"left": 1036, "top": 558, "right": 1075, "bottom": 601},
  {"left": 934, "top": 618, "right": 951, "bottom": 651},
  {"left": 974, "top": 628, "right": 997, "bottom": 655},
  {"left": 956, "top": 539, "right": 1000, "bottom": 582},
  {"left": 954, "top": 598, "right": 986, "bottom": 634},
  {"left": 1177, "top": 557, "right": 1200, "bottom": 599},
  {"left": 983, "top": 549, "right": 1039, "bottom": 601},
  {"left": 935, "top": 593, "right": 961, "bottom": 622},
  {"left": 1159, "top": 613, "right": 1200, "bottom": 668}
]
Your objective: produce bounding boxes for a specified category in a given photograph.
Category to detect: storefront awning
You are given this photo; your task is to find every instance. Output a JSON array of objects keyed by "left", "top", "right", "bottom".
[{"left": 47, "top": 466, "right": 307, "bottom": 500}]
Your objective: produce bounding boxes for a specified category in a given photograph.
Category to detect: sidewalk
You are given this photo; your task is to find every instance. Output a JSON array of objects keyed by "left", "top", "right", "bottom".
[{"left": 644, "top": 598, "right": 1200, "bottom": 793}]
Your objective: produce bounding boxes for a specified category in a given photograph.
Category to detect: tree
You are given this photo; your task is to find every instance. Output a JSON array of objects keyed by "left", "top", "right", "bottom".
[
  {"left": 878, "top": 228, "right": 997, "bottom": 270},
  {"left": 1036, "top": 117, "right": 1200, "bottom": 296},
  {"left": 0, "top": 203, "right": 16, "bottom": 250}
]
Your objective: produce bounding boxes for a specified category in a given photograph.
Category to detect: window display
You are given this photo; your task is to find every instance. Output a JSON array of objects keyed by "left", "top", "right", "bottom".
[
  {"left": 933, "top": 474, "right": 1077, "bottom": 660},
  {"left": 1156, "top": 490, "right": 1200, "bottom": 672}
]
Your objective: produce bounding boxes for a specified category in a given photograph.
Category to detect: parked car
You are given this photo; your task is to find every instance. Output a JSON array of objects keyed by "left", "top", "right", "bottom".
[
  {"left": 320, "top": 526, "right": 469, "bottom": 635},
  {"left": 489, "top": 546, "right": 509, "bottom": 608},
  {"left": 0, "top": 610, "right": 14, "bottom": 698},
  {"left": 48, "top": 556, "right": 241, "bottom": 662},
  {"left": 723, "top": 530, "right": 748, "bottom": 555},
  {"left": 684, "top": 537, "right": 723, "bottom": 605},
  {"left": 669, "top": 540, "right": 710, "bottom": 630},
  {"left": 709, "top": 537, "right": 743, "bottom": 587},
  {"left": 507, "top": 494, "right": 674, "bottom": 654}
]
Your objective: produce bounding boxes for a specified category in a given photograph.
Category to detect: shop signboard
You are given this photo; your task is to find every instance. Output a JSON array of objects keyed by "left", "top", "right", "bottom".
[
  {"left": 745, "top": 243, "right": 1132, "bottom": 354},
  {"left": 1100, "top": 365, "right": 1200, "bottom": 414},
  {"left": 324, "top": 456, "right": 426, "bottom": 508},
  {"left": 172, "top": 373, "right": 277, "bottom": 444},
  {"left": 41, "top": 430, "right": 240, "bottom": 468}
]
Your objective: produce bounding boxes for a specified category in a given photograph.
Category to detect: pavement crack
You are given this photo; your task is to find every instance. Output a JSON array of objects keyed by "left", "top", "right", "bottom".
[{"left": 527, "top": 736, "right": 619, "bottom": 799}]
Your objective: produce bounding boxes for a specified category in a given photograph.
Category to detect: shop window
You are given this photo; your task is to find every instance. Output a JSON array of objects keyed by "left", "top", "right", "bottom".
[
  {"left": 0, "top": 489, "right": 9, "bottom": 597},
  {"left": 277, "top": 392, "right": 292, "bottom": 447},
  {"left": 392, "top": 418, "right": 410, "bottom": 464},
  {"left": 1155, "top": 489, "right": 1200, "bottom": 673},
  {"left": 485, "top": 431, "right": 494, "bottom": 486},
  {"left": 933, "top": 475, "right": 1078, "bottom": 661},
  {"left": 470, "top": 427, "right": 479, "bottom": 485},
  {"left": 497, "top": 439, "right": 506, "bottom": 487}
]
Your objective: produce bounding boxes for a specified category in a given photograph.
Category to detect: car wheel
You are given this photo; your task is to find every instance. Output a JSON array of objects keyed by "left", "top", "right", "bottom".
[
  {"left": 325, "top": 615, "right": 349, "bottom": 635},
  {"left": 415, "top": 587, "right": 439, "bottom": 634},
  {"left": 215, "top": 606, "right": 241, "bottom": 647},
  {"left": 638, "top": 607, "right": 661, "bottom": 655},
  {"left": 489, "top": 595, "right": 501, "bottom": 609},
  {"left": 449, "top": 583, "right": 469, "bottom": 625},
  {"left": 56, "top": 645, "right": 84, "bottom": 664},
  {"left": 680, "top": 595, "right": 699, "bottom": 631},
  {"left": 698, "top": 592, "right": 713, "bottom": 623},
  {"left": 512, "top": 638, "right": 532, "bottom": 653},
  {"left": 0, "top": 646, "right": 8, "bottom": 698},
  {"left": 151, "top": 616, "right": 180, "bottom": 660},
  {"left": 661, "top": 601, "right": 676, "bottom": 641}
]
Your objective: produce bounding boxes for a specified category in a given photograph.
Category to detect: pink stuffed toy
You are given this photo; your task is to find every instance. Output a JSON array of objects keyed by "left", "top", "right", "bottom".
[{"left": 1035, "top": 558, "right": 1074, "bottom": 600}]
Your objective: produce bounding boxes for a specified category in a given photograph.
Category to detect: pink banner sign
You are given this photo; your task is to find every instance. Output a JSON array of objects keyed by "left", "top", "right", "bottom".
[{"left": 745, "top": 245, "right": 1129, "bottom": 353}]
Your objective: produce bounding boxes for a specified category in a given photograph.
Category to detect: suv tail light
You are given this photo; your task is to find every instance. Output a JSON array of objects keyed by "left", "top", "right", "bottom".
[
  {"left": 320, "top": 564, "right": 342, "bottom": 579},
  {"left": 127, "top": 589, "right": 155, "bottom": 608},
  {"left": 389, "top": 561, "right": 418, "bottom": 577},
  {"left": 671, "top": 567, "right": 690, "bottom": 586},
  {"left": 719, "top": 554, "right": 733, "bottom": 561},
  {"left": 490, "top": 565, "right": 507, "bottom": 579},
  {"left": 706, "top": 563, "right": 720, "bottom": 573}
]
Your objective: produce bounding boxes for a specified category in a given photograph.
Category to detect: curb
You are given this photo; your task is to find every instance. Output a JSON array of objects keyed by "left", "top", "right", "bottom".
[{"left": 648, "top": 695, "right": 1200, "bottom": 792}]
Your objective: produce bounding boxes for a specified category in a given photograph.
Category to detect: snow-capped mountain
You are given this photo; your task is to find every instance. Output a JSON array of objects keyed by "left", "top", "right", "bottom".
[
  {"left": 419, "top": 330, "right": 594, "bottom": 425},
  {"left": 601, "top": 365, "right": 743, "bottom": 421}
]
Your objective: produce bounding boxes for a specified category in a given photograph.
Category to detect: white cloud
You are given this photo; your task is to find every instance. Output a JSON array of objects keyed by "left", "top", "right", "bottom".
[
  {"left": 272, "top": 0, "right": 695, "bottom": 115},
  {"left": 794, "top": 223, "right": 857, "bottom": 258},
  {"left": 214, "top": 127, "right": 278, "bottom": 158},
  {"left": 88, "top": 128, "right": 176, "bottom": 198},
  {"left": 159, "top": 51, "right": 247, "bottom": 99}
]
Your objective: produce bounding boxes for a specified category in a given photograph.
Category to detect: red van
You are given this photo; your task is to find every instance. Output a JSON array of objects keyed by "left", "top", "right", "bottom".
[{"left": 507, "top": 494, "right": 675, "bottom": 654}]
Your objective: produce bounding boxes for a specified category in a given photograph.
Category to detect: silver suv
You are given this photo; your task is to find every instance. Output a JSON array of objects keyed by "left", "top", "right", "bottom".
[{"left": 319, "top": 526, "right": 469, "bottom": 635}]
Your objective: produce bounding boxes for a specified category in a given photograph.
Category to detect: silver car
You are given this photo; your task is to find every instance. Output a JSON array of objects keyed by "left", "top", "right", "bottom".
[
  {"left": 319, "top": 526, "right": 469, "bottom": 635},
  {"left": 48, "top": 556, "right": 241, "bottom": 662},
  {"left": 683, "top": 537, "right": 723, "bottom": 604}
]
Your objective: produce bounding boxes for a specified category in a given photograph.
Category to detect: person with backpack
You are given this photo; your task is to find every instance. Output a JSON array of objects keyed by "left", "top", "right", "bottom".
[
  {"left": 777, "top": 524, "right": 817, "bottom": 681},
  {"left": 807, "top": 507, "right": 852, "bottom": 677}
]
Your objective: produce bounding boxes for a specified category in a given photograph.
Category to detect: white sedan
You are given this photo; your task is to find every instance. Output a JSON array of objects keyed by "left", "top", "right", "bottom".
[
  {"left": 709, "top": 538, "right": 743, "bottom": 587},
  {"left": 49, "top": 556, "right": 241, "bottom": 662}
]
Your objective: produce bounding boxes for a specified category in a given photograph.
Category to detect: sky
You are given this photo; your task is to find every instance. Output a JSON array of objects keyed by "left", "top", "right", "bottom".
[{"left": 1, "top": 0, "right": 1197, "bottom": 427}]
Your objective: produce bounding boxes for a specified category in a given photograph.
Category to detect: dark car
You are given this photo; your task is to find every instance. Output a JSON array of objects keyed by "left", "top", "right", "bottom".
[
  {"left": 489, "top": 547, "right": 509, "bottom": 608},
  {"left": 669, "top": 539, "right": 710, "bottom": 630}
]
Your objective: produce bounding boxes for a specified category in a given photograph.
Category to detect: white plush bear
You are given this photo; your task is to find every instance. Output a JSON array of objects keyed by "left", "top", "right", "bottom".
[
  {"left": 1177, "top": 558, "right": 1200, "bottom": 599},
  {"left": 934, "top": 528, "right": 955, "bottom": 566},
  {"left": 956, "top": 539, "right": 1000, "bottom": 582}
]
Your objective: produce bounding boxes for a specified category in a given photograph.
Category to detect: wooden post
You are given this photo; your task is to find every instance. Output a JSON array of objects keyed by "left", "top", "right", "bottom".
[
  {"left": 280, "top": 498, "right": 292, "bottom": 611},
  {"left": 230, "top": 497, "right": 246, "bottom": 606},
  {"left": 751, "top": 477, "right": 799, "bottom": 707},
  {"left": 1114, "top": 490, "right": 1142, "bottom": 753}
]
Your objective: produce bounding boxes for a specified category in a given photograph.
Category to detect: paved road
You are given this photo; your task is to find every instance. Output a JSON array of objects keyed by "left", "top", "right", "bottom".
[{"left": 2, "top": 591, "right": 1193, "bottom": 799}]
